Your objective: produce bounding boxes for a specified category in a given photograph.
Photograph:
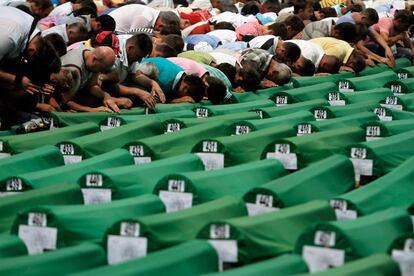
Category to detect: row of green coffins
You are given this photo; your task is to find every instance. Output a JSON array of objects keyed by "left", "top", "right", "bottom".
[
  {"left": 0, "top": 154, "right": 205, "bottom": 233},
  {"left": 4, "top": 200, "right": 412, "bottom": 275}
]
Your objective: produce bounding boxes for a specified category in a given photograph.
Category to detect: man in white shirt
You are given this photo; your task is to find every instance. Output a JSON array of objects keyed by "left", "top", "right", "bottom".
[
  {"left": 288, "top": 39, "right": 341, "bottom": 74},
  {"left": 109, "top": 4, "right": 179, "bottom": 34},
  {"left": 41, "top": 22, "right": 88, "bottom": 45}
]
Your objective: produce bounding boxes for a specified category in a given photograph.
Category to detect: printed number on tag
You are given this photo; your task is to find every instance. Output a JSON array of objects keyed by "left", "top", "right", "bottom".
[
  {"left": 6, "top": 178, "right": 22, "bottom": 192},
  {"left": 129, "top": 145, "right": 144, "bottom": 157},
  {"left": 120, "top": 222, "right": 140, "bottom": 237},
  {"left": 168, "top": 179, "right": 185, "bottom": 192},
  {"left": 86, "top": 174, "right": 103, "bottom": 187},
  {"left": 202, "top": 141, "right": 218, "bottom": 153},
  {"left": 28, "top": 213, "right": 47, "bottom": 227},
  {"left": 275, "top": 143, "right": 290, "bottom": 154},
  {"left": 210, "top": 224, "right": 230, "bottom": 239},
  {"left": 255, "top": 194, "right": 273, "bottom": 207},
  {"left": 314, "top": 231, "right": 336, "bottom": 247},
  {"left": 351, "top": 147, "right": 366, "bottom": 159},
  {"left": 60, "top": 144, "right": 74, "bottom": 155}
]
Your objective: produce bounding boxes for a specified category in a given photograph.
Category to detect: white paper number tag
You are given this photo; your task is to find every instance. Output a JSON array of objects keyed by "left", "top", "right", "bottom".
[
  {"left": 303, "top": 245, "right": 345, "bottom": 273},
  {"left": 159, "top": 190, "right": 193, "bottom": 212},
  {"left": 338, "top": 81, "right": 353, "bottom": 92},
  {"left": 392, "top": 249, "right": 414, "bottom": 276},
  {"left": 101, "top": 117, "right": 122, "bottom": 131},
  {"left": 107, "top": 235, "right": 147, "bottom": 265},
  {"left": 18, "top": 225, "right": 57, "bottom": 255},
  {"left": 120, "top": 222, "right": 140, "bottom": 237},
  {"left": 328, "top": 92, "right": 346, "bottom": 106},
  {"left": 81, "top": 188, "right": 112, "bottom": 205},
  {"left": 246, "top": 203, "right": 279, "bottom": 216},
  {"left": 266, "top": 152, "right": 298, "bottom": 170},
  {"left": 6, "top": 178, "right": 23, "bottom": 192},
  {"left": 330, "top": 199, "right": 357, "bottom": 220},
  {"left": 314, "top": 231, "right": 336, "bottom": 247},
  {"left": 210, "top": 224, "right": 230, "bottom": 239},
  {"left": 208, "top": 240, "right": 238, "bottom": 263},
  {"left": 374, "top": 107, "right": 393, "bottom": 121},
  {"left": 235, "top": 125, "right": 250, "bottom": 135},
  {"left": 0, "top": 141, "right": 10, "bottom": 159},
  {"left": 365, "top": 126, "right": 381, "bottom": 141},
  {"left": 165, "top": 123, "right": 181, "bottom": 133},
  {"left": 196, "top": 108, "right": 209, "bottom": 118},
  {"left": 297, "top": 124, "right": 312, "bottom": 136},
  {"left": 195, "top": 153, "right": 224, "bottom": 171},
  {"left": 275, "top": 95, "right": 288, "bottom": 106},
  {"left": 129, "top": 145, "right": 151, "bottom": 165},
  {"left": 314, "top": 109, "right": 327, "bottom": 121}
]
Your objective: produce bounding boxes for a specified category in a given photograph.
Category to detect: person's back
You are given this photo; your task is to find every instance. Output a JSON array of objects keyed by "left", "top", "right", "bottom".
[
  {"left": 309, "top": 36, "right": 353, "bottom": 63},
  {"left": 0, "top": 6, "right": 36, "bottom": 61},
  {"left": 61, "top": 47, "right": 93, "bottom": 90},
  {"left": 109, "top": 4, "right": 160, "bottom": 34},
  {"left": 301, "top": 20, "right": 333, "bottom": 40}
]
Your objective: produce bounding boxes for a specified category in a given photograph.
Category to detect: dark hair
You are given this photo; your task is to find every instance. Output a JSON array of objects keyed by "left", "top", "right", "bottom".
[
  {"left": 96, "top": 14, "right": 116, "bottom": 31},
  {"left": 183, "top": 75, "right": 206, "bottom": 102},
  {"left": 67, "top": 22, "right": 89, "bottom": 42},
  {"left": 129, "top": 33, "right": 153, "bottom": 56},
  {"left": 355, "top": 22, "right": 368, "bottom": 42},
  {"left": 75, "top": 0, "right": 97, "bottom": 10},
  {"left": 320, "top": 55, "right": 340, "bottom": 74},
  {"left": 206, "top": 76, "right": 227, "bottom": 104},
  {"left": 361, "top": 8, "right": 379, "bottom": 26},
  {"left": 394, "top": 9, "right": 414, "bottom": 26},
  {"left": 319, "top": 7, "right": 337, "bottom": 17},
  {"left": 350, "top": 51, "right": 366, "bottom": 73},
  {"left": 297, "top": 57, "right": 315, "bottom": 76},
  {"left": 219, "top": 4, "right": 238, "bottom": 13},
  {"left": 159, "top": 11, "right": 180, "bottom": 28},
  {"left": 160, "top": 24, "right": 182, "bottom": 36},
  {"left": 26, "top": 37, "right": 61, "bottom": 84},
  {"left": 72, "top": 6, "right": 97, "bottom": 17},
  {"left": 284, "top": 15, "right": 305, "bottom": 32},
  {"left": 268, "top": 22, "right": 288, "bottom": 40},
  {"left": 293, "top": 0, "right": 312, "bottom": 14},
  {"left": 32, "top": 0, "right": 52, "bottom": 9},
  {"left": 43, "top": 33, "right": 67, "bottom": 56},
  {"left": 173, "top": 0, "right": 188, "bottom": 7},
  {"left": 346, "top": 4, "right": 363, "bottom": 13},
  {"left": 155, "top": 43, "right": 177, "bottom": 57},
  {"left": 334, "top": 22, "right": 356, "bottom": 43},
  {"left": 162, "top": 34, "right": 184, "bottom": 54},
  {"left": 283, "top": 42, "right": 301, "bottom": 63},
  {"left": 213, "top": 21, "right": 235, "bottom": 31},
  {"left": 263, "top": 0, "right": 281, "bottom": 13},
  {"left": 239, "top": 67, "right": 261, "bottom": 91},
  {"left": 217, "top": 63, "right": 236, "bottom": 87},
  {"left": 241, "top": 1, "right": 261, "bottom": 16}
]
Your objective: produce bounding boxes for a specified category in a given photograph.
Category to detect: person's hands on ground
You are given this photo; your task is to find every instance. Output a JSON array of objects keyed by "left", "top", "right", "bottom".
[
  {"left": 151, "top": 81, "right": 166, "bottom": 103},
  {"left": 92, "top": 106, "right": 113, "bottom": 112},
  {"left": 114, "top": 97, "right": 133, "bottom": 109},
  {"left": 36, "top": 103, "right": 56, "bottom": 112},
  {"left": 384, "top": 47, "right": 395, "bottom": 67},
  {"left": 136, "top": 90, "right": 156, "bottom": 108},
  {"left": 339, "top": 65, "right": 354, "bottom": 72},
  {"left": 260, "top": 79, "right": 277, "bottom": 88},
  {"left": 21, "top": 76, "right": 41, "bottom": 94},
  {"left": 170, "top": 96, "right": 195, "bottom": 103},
  {"left": 103, "top": 98, "right": 120, "bottom": 113}
]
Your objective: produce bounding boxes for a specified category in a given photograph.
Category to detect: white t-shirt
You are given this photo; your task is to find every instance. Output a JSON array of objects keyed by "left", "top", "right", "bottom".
[
  {"left": 209, "top": 51, "right": 238, "bottom": 66},
  {"left": 41, "top": 24, "right": 68, "bottom": 43},
  {"left": 207, "top": 30, "right": 237, "bottom": 45},
  {"left": 248, "top": 35, "right": 278, "bottom": 49},
  {"left": 0, "top": 7, "right": 39, "bottom": 61},
  {"left": 288, "top": 39, "right": 325, "bottom": 68},
  {"left": 49, "top": 2, "right": 73, "bottom": 16},
  {"left": 210, "top": 12, "right": 256, "bottom": 28},
  {"left": 109, "top": 4, "right": 160, "bottom": 34}
]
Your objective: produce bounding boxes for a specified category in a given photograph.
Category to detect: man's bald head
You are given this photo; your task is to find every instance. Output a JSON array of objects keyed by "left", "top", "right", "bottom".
[{"left": 93, "top": 46, "right": 116, "bottom": 72}]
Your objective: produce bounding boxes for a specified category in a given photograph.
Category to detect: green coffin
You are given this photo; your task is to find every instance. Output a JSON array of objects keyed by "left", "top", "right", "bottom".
[
  {"left": 230, "top": 111, "right": 315, "bottom": 135},
  {"left": 0, "top": 184, "right": 83, "bottom": 234},
  {"left": 303, "top": 254, "right": 400, "bottom": 276},
  {"left": 56, "top": 119, "right": 163, "bottom": 162},
  {"left": 337, "top": 88, "right": 393, "bottom": 105},
  {"left": 0, "top": 149, "right": 133, "bottom": 194},
  {"left": 291, "top": 71, "right": 354, "bottom": 88},
  {"left": 231, "top": 92, "right": 262, "bottom": 103},
  {"left": 310, "top": 100, "right": 381, "bottom": 120},
  {"left": 153, "top": 159, "right": 286, "bottom": 212},
  {"left": 99, "top": 110, "right": 196, "bottom": 130},
  {"left": 0, "top": 145, "right": 64, "bottom": 182},
  {"left": 163, "top": 111, "right": 261, "bottom": 133},
  {"left": 384, "top": 107, "right": 414, "bottom": 120},
  {"left": 294, "top": 112, "right": 378, "bottom": 135},
  {"left": 384, "top": 78, "right": 414, "bottom": 95},
  {"left": 358, "top": 64, "right": 390, "bottom": 76},
  {"left": 197, "top": 200, "right": 336, "bottom": 264},
  {"left": 73, "top": 240, "right": 219, "bottom": 276},
  {"left": 0, "top": 243, "right": 106, "bottom": 275},
  {"left": 10, "top": 194, "right": 165, "bottom": 254},
  {"left": 362, "top": 118, "right": 414, "bottom": 140},
  {"left": 258, "top": 99, "right": 329, "bottom": 118},
  {"left": 244, "top": 155, "right": 355, "bottom": 215},
  {"left": 193, "top": 100, "right": 275, "bottom": 118},
  {"left": 337, "top": 71, "right": 398, "bottom": 92},
  {"left": 294, "top": 208, "right": 413, "bottom": 272},
  {"left": 191, "top": 124, "right": 299, "bottom": 168},
  {"left": 269, "top": 82, "right": 337, "bottom": 104},
  {"left": 211, "top": 254, "right": 309, "bottom": 276},
  {"left": 0, "top": 123, "right": 99, "bottom": 154},
  {"left": 51, "top": 107, "right": 147, "bottom": 126},
  {"left": 102, "top": 197, "right": 246, "bottom": 263},
  {"left": 261, "top": 126, "right": 365, "bottom": 170},
  {"left": 78, "top": 154, "right": 205, "bottom": 203},
  {"left": 333, "top": 156, "right": 414, "bottom": 218},
  {"left": 123, "top": 121, "right": 231, "bottom": 163},
  {"left": 345, "top": 129, "right": 414, "bottom": 180},
  {"left": 0, "top": 235, "right": 27, "bottom": 258},
  {"left": 395, "top": 65, "right": 414, "bottom": 79}
]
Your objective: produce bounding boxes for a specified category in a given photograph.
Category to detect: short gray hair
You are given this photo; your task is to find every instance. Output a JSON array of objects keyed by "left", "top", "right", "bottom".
[
  {"left": 276, "top": 62, "right": 292, "bottom": 85},
  {"left": 159, "top": 11, "right": 180, "bottom": 27}
]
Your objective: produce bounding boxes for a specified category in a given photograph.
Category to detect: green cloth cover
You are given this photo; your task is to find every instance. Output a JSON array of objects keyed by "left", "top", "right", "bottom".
[
  {"left": 193, "top": 100, "right": 275, "bottom": 117},
  {"left": 197, "top": 200, "right": 336, "bottom": 264},
  {"left": 338, "top": 71, "right": 398, "bottom": 91}
]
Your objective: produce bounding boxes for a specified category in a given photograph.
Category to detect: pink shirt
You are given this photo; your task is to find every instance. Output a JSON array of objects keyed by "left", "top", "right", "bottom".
[
  {"left": 235, "top": 20, "right": 265, "bottom": 41},
  {"left": 167, "top": 57, "right": 207, "bottom": 77},
  {"left": 372, "top": 17, "right": 397, "bottom": 36}
]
